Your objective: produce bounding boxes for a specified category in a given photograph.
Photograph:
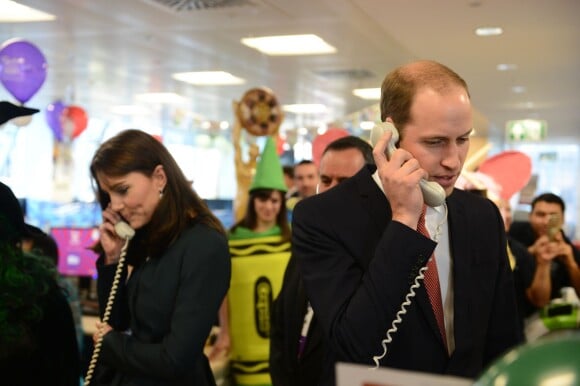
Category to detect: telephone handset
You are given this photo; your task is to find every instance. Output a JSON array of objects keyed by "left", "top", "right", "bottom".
[
  {"left": 370, "top": 122, "right": 446, "bottom": 207},
  {"left": 114, "top": 220, "right": 136, "bottom": 240},
  {"left": 84, "top": 221, "right": 135, "bottom": 386}
]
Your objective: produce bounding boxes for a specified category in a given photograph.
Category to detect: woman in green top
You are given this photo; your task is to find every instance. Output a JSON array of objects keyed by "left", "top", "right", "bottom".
[{"left": 229, "top": 187, "right": 291, "bottom": 241}]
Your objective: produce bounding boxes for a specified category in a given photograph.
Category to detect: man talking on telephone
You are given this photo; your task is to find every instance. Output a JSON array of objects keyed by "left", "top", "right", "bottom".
[{"left": 291, "top": 60, "right": 522, "bottom": 385}]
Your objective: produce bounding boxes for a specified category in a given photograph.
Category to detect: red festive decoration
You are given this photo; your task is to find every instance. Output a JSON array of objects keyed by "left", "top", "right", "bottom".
[
  {"left": 62, "top": 105, "right": 88, "bottom": 139},
  {"left": 312, "top": 128, "right": 349, "bottom": 166}
]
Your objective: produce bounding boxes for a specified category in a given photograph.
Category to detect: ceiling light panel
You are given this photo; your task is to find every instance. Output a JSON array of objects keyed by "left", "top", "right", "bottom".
[
  {"left": 497, "top": 63, "right": 518, "bottom": 71},
  {"left": 353, "top": 88, "right": 381, "bottom": 100},
  {"left": 475, "top": 26, "right": 503, "bottom": 36},
  {"left": 241, "top": 34, "right": 337, "bottom": 56},
  {"left": 282, "top": 104, "right": 327, "bottom": 114},
  {"left": 172, "top": 71, "right": 245, "bottom": 85},
  {"left": 0, "top": 0, "right": 56, "bottom": 22}
]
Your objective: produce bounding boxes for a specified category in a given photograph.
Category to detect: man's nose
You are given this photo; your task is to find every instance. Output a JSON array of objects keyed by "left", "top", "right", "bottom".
[{"left": 441, "top": 144, "right": 462, "bottom": 170}]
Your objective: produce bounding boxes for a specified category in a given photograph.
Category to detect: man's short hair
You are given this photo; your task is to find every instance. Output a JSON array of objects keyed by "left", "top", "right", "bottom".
[
  {"left": 282, "top": 165, "right": 294, "bottom": 178},
  {"left": 322, "top": 136, "right": 374, "bottom": 165},
  {"left": 380, "top": 60, "right": 469, "bottom": 130},
  {"left": 532, "top": 192, "right": 566, "bottom": 212}
]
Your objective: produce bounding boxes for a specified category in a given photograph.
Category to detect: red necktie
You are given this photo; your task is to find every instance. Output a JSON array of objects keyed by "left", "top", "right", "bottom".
[{"left": 417, "top": 206, "right": 448, "bottom": 349}]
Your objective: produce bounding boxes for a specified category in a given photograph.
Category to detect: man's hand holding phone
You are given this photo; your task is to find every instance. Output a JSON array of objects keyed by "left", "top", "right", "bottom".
[{"left": 372, "top": 128, "right": 425, "bottom": 229}]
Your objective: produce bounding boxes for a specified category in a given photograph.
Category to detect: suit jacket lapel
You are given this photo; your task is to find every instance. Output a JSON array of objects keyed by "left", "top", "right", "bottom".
[
  {"left": 355, "top": 165, "right": 390, "bottom": 236},
  {"left": 446, "top": 191, "right": 473, "bottom": 357}
]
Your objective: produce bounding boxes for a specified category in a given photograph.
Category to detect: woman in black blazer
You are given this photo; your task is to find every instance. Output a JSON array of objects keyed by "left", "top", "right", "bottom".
[{"left": 89, "top": 129, "right": 231, "bottom": 386}]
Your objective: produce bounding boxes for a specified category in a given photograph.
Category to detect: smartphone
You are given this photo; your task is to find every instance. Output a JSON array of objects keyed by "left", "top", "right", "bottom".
[
  {"left": 370, "top": 122, "right": 446, "bottom": 207},
  {"left": 547, "top": 214, "right": 560, "bottom": 241}
]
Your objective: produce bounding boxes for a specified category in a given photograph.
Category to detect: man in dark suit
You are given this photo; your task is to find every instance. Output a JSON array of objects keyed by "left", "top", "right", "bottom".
[
  {"left": 270, "top": 136, "right": 374, "bottom": 386},
  {"left": 292, "top": 60, "right": 522, "bottom": 385}
]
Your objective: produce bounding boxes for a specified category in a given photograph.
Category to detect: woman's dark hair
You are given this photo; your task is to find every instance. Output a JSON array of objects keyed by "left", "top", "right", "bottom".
[
  {"left": 90, "top": 129, "right": 226, "bottom": 259},
  {"left": 230, "top": 188, "right": 291, "bottom": 241}
]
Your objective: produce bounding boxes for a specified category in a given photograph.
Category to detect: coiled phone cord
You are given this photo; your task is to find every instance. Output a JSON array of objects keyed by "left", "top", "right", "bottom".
[
  {"left": 371, "top": 261, "right": 430, "bottom": 369},
  {"left": 371, "top": 204, "right": 447, "bottom": 368},
  {"left": 84, "top": 230, "right": 132, "bottom": 386}
]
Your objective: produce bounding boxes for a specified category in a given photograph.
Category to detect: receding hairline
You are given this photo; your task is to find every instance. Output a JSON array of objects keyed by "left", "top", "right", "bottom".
[{"left": 396, "top": 60, "right": 469, "bottom": 95}]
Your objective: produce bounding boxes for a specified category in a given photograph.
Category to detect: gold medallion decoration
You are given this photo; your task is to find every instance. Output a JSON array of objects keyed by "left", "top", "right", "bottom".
[{"left": 237, "top": 87, "right": 282, "bottom": 136}]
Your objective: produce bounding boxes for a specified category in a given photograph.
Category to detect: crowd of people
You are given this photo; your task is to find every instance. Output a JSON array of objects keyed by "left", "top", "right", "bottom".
[{"left": 1, "top": 60, "right": 579, "bottom": 386}]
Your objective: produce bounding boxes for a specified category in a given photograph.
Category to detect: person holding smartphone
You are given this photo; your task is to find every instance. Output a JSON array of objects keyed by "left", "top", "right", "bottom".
[
  {"left": 89, "top": 129, "right": 231, "bottom": 386},
  {"left": 509, "top": 192, "right": 580, "bottom": 309}
]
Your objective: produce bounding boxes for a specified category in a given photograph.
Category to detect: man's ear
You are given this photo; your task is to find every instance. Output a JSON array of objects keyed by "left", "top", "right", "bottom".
[{"left": 153, "top": 164, "right": 167, "bottom": 191}]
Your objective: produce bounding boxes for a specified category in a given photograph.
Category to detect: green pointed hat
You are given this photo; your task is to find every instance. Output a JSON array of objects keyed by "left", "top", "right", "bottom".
[{"left": 250, "top": 136, "right": 287, "bottom": 193}]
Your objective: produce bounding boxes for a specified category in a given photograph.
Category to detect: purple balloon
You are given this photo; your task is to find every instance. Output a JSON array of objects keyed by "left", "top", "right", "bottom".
[
  {"left": 45, "top": 100, "right": 66, "bottom": 142},
  {"left": 0, "top": 39, "right": 47, "bottom": 104}
]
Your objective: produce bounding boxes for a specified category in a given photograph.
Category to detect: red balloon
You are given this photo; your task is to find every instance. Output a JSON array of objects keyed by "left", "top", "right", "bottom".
[
  {"left": 63, "top": 105, "right": 88, "bottom": 139},
  {"left": 276, "top": 133, "right": 286, "bottom": 155},
  {"left": 312, "top": 128, "right": 349, "bottom": 166}
]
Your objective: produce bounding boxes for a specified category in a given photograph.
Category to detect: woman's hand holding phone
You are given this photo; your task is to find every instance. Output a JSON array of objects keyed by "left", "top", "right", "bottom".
[{"left": 99, "top": 206, "right": 125, "bottom": 265}]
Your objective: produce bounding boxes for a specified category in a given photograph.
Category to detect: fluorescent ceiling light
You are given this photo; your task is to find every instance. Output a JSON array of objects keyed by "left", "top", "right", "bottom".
[
  {"left": 497, "top": 63, "right": 518, "bottom": 71},
  {"left": 0, "top": 0, "right": 56, "bottom": 22},
  {"left": 511, "top": 86, "right": 526, "bottom": 93},
  {"left": 135, "top": 92, "right": 188, "bottom": 104},
  {"left": 283, "top": 104, "right": 327, "bottom": 114},
  {"left": 353, "top": 88, "right": 381, "bottom": 100},
  {"left": 475, "top": 26, "right": 503, "bottom": 36},
  {"left": 172, "top": 71, "right": 245, "bottom": 85},
  {"left": 241, "top": 34, "right": 336, "bottom": 56}
]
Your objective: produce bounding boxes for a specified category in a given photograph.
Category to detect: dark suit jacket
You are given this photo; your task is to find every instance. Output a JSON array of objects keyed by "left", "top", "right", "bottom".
[
  {"left": 270, "top": 253, "right": 326, "bottom": 386},
  {"left": 292, "top": 165, "right": 522, "bottom": 385}
]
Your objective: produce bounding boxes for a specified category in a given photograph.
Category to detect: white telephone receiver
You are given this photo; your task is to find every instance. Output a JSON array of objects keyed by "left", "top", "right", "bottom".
[
  {"left": 370, "top": 122, "right": 446, "bottom": 207},
  {"left": 84, "top": 220, "right": 135, "bottom": 386},
  {"left": 114, "top": 221, "right": 135, "bottom": 240}
]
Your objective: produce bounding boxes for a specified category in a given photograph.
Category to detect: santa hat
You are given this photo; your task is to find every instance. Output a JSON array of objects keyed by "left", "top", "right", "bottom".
[{"left": 249, "top": 136, "right": 287, "bottom": 193}]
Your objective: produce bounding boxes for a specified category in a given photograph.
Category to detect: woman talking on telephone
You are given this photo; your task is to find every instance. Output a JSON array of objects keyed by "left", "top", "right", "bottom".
[{"left": 89, "top": 129, "right": 231, "bottom": 386}]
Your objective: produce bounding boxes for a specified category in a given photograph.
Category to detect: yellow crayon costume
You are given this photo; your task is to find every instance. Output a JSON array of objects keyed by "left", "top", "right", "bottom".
[
  {"left": 228, "top": 232, "right": 290, "bottom": 385},
  {"left": 228, "top": 136, "right": 290, "bottom": 386}
]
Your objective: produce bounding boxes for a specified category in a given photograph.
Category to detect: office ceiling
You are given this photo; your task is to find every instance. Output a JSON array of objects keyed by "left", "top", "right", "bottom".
[{"left": 1, "top": 0, "right": 579, "bottom": 144}]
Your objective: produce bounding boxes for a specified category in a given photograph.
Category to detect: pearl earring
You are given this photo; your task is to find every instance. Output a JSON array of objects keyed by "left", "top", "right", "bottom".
[{"left": 159, "top": 189, "right": 164, "bottom": 199}]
